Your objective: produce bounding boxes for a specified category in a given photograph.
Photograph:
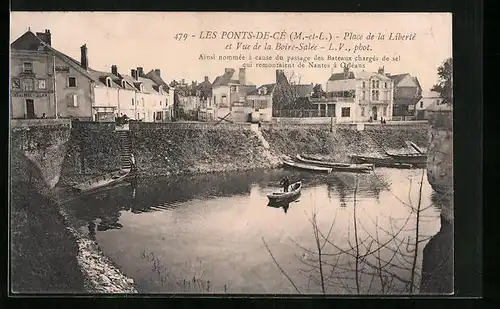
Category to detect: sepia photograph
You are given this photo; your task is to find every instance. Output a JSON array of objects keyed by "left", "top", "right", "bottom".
[{"left": 9, "top": 12, "right": 453, "bottom": 295}]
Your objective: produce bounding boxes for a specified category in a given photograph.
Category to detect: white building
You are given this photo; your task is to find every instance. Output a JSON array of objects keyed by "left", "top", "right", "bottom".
[
  {"left": 325, "top": 67, "right": 394, "bottom": 122},
  {"left": 415, "top": 90, "right": 444, "bottom": 120}
]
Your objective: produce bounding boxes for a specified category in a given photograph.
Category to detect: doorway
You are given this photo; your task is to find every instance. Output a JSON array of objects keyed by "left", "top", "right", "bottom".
[
  {"left": 372, "top": 106, "right": 378, "bottom": 121},
  {"left": 26, "top": 99, "right": 35, "bottom": 119}
]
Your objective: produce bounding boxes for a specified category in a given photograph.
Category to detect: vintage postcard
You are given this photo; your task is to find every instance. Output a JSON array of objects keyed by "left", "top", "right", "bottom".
[{"left": 10, "top": 12, "right": 453, "bottom": 295}]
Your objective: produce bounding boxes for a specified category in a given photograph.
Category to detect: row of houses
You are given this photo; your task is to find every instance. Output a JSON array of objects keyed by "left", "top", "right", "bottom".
[
  {"left": 10, "top": 28, "right": 444, "bottom": 124},
  {"left": 10, "top": 29, "right": 174, "bottom": 122}
]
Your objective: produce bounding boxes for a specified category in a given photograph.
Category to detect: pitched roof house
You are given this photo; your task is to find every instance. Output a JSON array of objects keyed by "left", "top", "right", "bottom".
[{"left": 387, "top": 72, "right": 422, "bottom": 117}]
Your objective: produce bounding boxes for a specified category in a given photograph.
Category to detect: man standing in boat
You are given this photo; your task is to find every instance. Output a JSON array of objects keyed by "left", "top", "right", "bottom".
[{"left": 280, "top": 176, "right": 290, "bottom": 192}]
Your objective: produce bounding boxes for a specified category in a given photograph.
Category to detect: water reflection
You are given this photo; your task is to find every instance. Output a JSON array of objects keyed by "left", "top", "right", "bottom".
[
  {"left": 58, "top": 168, "right": 445, "bottom": 294},
  {"left": 61, "top": 169, "right": 388, "bottom": 233},
  {"left": 267, "top": 193, "right": 302, "bottom": 214}
]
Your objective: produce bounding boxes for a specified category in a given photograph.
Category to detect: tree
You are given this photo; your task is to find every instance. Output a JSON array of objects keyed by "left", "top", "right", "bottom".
[
  {"left": 431, "top": 58, "right": 452, "bottom": 105},
  {"left": 312, "top": 84, "right": 326, "bottom": 98}
]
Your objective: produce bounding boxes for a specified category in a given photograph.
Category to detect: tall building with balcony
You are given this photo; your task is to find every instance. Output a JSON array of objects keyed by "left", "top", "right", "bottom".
[{"left": 325, "top": 67, "right": 394, "bottom": 122}]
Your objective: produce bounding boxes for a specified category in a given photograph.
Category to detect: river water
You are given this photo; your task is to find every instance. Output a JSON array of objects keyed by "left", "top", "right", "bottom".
[{"left": 59, "top": 168, "right": 442, "bottom": 294}]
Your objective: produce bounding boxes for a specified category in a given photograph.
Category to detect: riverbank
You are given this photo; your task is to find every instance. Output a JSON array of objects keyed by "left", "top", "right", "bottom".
[
  {"left": 10, "top": 151, "right": 86, "bottom": 293},
  {"left": 10, "top": 150, "right": 138, "bottom": 293}
]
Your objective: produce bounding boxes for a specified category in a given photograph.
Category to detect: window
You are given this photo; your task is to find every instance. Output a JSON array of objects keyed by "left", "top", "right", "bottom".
[
  {"left": 142, "top": 98, "right": 145, "bottom": 107},
  {"left": 372, "top": 80, "right": 375, "bottom": 88},
  {"left": 68, "top": 77, "right": 77, "bottom": 87},
  {"left": 67, "top": 94, "right": 78, "bottom": 107},
  {"left": 230, "top": 86, "right": 237, "bottom": 92},
  {"left": 22, "top": 79, "right": 34, "bottom": 91},
  {"left": 361, "top": 107, "right": 365, "bottom": 117},
  {"left": 362, "top": 81, "right": 366, "bottom": 88},
  {"left": 11, "top": 78, "right": 20, "bottom": 89},
  {"left": 122, "top": 80, "right": 126, "bottom": 88},
  {"left": 213, "top": 95, "right": 216, "bottom": 104},
  {"left": 106, "top": 78, "right": 111, "bottom": 87},
  {"left": 384, "top": 82, "right": 387, "bottom": 89},
  {"left": 376, "top": 80, "right": 380, "bottom": 88},
  {"left": 160, "top": 101, "right": 162, "bottom": 106},
  {"left": 383, "top": 106, "right": 387, "bottom": 116},
  {"left": 137, "top": 113, "right": 140, "bottom": 119},
  {"left": 38, "top": 79, "right": 46, "bottom": 90},
  {"left": 166, "top": 98, "right": 168, "bottom": 106},
  {"left": 221, "top": 95, "right": 227, "bottom": 105},
  {"left": 362, "top": 91, "right": 366, "bottom": 100},
  {"left": 420, "top": 102, "right": 424, "bottom": 108},
  {"left": 132, "top": 98, "right": 134, "bottom": 106},
  {"left": 341, "top": 107, "right": 351, "bottom": 117},
  {"left": 23, "top": 62, "right": 33, "bottom": 74}
]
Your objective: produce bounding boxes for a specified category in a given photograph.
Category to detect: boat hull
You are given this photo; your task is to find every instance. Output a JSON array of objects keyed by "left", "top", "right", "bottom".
[
  {"left": 283, "top": 160, "right": 332, "bottom": 173},
  {"left": 267, "top": 181, "right": 302, "bottom": 203},
  {"left": 350, "top": 155, "right": 419, "bottom": 169},
  {"left": 296, "top": 155, "right": 373, "bottom": 173},
  {"left": 73, "top": 169, "right": 131, "bottom": 193}
]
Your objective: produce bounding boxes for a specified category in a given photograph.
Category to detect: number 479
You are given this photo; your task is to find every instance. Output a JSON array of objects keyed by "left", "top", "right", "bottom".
[{"left": 174, "top": 33, "right": 188, "bottom": 41}]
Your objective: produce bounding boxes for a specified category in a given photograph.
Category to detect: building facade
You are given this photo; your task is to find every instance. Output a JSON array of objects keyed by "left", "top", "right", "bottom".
[
  {"left": 325, "top": 67, "right": 394, "bottom": 122},
  {"left": 416, "top": 90, "right": 444, "bottom": 120},
  {"left": 387, "top": 72, "right": 422, "bottom": 118},
  {"left": 212, "top": 68, "right": 257, "bottom": 122}
]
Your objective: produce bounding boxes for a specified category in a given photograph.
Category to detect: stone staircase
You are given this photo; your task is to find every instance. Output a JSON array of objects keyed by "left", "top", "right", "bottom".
[{"left": 116, "top": 130, "right": 133, "bottom": 170}]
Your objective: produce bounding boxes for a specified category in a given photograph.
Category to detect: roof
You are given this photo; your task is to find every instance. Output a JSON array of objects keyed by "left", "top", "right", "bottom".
[
  {"left": 328, "top": 71, "right": 355, "bottom": 81},
  {"left": 10, "top": 31, "right": 45, "bottom": 51},
  {"left": 387, "top": 73, "right": 409, "bottom": 85},
  {"left": 394, "top": 98, "right": 421, "bottom": 106},
  {"left": 422, "top": 90, "right": 441, "bottom": 98},
  {"left": 248, "top": 84, "right": 276, "bottom": 95},
  {"left": 292, "top": 84, "right": 314, "bottom": 97},
  {"left": 145, "top": 70, "right": 171, "bottom": 93},
  {"left": 328, "top": 70, "right": 391, "bottom": 82},
  {"left": 11, "top": 30, "right": 165, "bottom": 92}
]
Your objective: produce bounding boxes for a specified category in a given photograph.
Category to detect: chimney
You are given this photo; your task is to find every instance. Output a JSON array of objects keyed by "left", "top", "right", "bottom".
[
  {"left": 385, "top": 73, "right": 391, "bottom": 77},
  {"left": 154, "top": 69, "right": 161, "bottom": 77},
  {"left": 225, "top": 68, "right": 233, "bottom": 73},
  {"left": 204, "top": 76, "right": 209, "bottom": 82},
  {"left": 378, "top": 66, "right": 385, "bottom": 74},
  {"left": 343, "top": 66, "right": 349, "bottom": 78},
  {"left": 275, "top": 69, "right": 285, "bottom": 83},
  {"left": 35, "top": 29, "right": 51, "bottom": 46},
  {"left": 137, "top": 67, "right": 144, "bottom": 77},
  {"left": 238, "top": 68, "right": 246, "bottom": 85},
  {"left": 131, "top": 69, "right": 137, "bottom": 80},
  {"left": 80, "top": 44, "right": 88, "bottom": 70},
  {"left": 181, "top": 79, "right": 185, "bottom": 85},
  {"left": 111, "top": 65, "right": 118, "bottom": 76}
]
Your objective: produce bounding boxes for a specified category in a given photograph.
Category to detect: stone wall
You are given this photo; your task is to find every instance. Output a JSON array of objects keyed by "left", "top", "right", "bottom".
[
  {"left": 261, "top": 122, "right": 429, "bottom": 161},
  {"left": 11, "top": 122, "right": 72, "bottom": 189},
  {"left": 59, "top": 121, "right": 122, "bottom": 186},
  {"left": 426, "top": 110, "right": 453, "bottom": 214},
  {"left": 129, "top": 124, "right": 277, "bottom": 176}
]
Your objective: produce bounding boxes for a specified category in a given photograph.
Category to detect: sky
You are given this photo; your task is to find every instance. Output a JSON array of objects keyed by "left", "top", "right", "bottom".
[{"left": 10, "top": 12, "right": 452, "bottom": 91}]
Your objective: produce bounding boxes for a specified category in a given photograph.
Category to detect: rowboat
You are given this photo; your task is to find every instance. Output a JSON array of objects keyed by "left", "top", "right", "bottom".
[
  {"left": 73, "top": 169, "right": 131, "bottom": 192},
  {"left": 296, "top": 155, "right": 373, "bottom": 173},
  {"left": 267, "top": 181, "right": 302, "bottom": 203},
  {"left": 283, "top": 160, "right": 332, "bottom": 173},
  {"left": 349, "top": 155, "right": 414, "bottom": 169}
]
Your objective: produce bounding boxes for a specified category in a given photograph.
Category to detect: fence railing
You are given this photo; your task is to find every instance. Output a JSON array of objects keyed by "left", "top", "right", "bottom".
[{"left": 274, "top": 109, "right": 335, "bottom": 118}]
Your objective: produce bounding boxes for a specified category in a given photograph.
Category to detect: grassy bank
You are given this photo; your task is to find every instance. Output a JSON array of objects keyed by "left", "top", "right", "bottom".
[
  {"left": 261, "top": 124, "right": 429, "bottom": 161},
  {"left": 10, "top": 152, "right": 86, "bottom": 293},
  {"left": 131, "top": 127, "right": 275, "bottom": 176}
]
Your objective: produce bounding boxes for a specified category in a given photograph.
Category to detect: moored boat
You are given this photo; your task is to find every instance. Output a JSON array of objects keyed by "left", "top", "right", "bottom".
[
  {"left": 73, "top": 169, "right": 131, "bottom": 192},
  {"left": 267, "top": 181, "right": 302, "bottom": 203},
  {"left": 283, "top": 160, "right": 333, "bottom": 173},
  {"left": 386, "top": 152, "right": 427, "bottom": 166},
  {"left": 296, "top": 155, "right": 373, "bottom": 173},
  {"left": 349, "top": 154, "right": 415, "bottom": 169}
]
